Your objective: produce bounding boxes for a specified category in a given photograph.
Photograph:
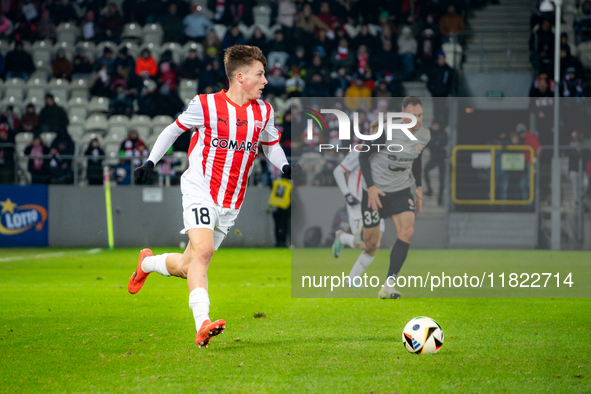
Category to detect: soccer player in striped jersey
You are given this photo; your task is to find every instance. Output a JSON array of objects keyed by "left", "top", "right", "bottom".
[{"left": 127, "top": 45, "right": 301, "bottom": 348}]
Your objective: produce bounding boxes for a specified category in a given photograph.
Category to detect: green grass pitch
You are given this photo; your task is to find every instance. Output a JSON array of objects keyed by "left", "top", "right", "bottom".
[{"left": 0, "top": 248, "right": 589, "bottom": 393}]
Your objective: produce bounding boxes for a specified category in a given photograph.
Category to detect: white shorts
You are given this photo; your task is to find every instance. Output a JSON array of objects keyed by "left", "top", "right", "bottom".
[
  {"left": 347, "top": 205, "right": 385, "bottom": 233},
  {"left": 181, "top": 195, "right": 240, "bottom": 250}
]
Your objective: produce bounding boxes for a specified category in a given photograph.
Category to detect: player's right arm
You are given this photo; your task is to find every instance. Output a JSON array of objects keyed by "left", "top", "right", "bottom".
[
  {"left": 333, "top": 152, "right": 359, "bottom": 205},
  {"left": 135, "top": 97, "right": 205, "bottom": 183}
]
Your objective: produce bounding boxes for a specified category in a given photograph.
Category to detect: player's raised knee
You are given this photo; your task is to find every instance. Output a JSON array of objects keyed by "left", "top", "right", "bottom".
[
  {"left": 191, "top": 244, "right": 215, "bottom": 265},
  {"left": 363, "top": 236, "right": 380, "bottom": 251}
]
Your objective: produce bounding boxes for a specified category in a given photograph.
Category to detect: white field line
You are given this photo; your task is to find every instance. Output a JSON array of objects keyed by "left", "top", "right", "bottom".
[{"left": 0, "top": 248, "right": 103, "bottom": 262}]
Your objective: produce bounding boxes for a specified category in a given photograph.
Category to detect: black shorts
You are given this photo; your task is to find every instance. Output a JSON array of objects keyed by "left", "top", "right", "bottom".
[{"left": 361, "top": 187, "right": 415, "bottom": 228}]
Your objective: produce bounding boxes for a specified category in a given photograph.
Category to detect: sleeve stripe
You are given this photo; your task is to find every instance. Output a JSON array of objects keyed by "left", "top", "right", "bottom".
[
  {"left": 339, "top": 163, "right": 351, "bottom": 172},
  {"left": 176, "top": 118, "right": 189, "bottom": 131},
  {"left": 260, "top": 139, "right": 279, "bottom": 146}
]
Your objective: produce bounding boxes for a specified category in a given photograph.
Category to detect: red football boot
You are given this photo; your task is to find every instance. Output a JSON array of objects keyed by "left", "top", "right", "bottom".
[
  {"left": 195, "top": 319, "right": 226, "bottom": 348},
  {"left": 128, "top": 248, "right": 153, "bottom": 294}
]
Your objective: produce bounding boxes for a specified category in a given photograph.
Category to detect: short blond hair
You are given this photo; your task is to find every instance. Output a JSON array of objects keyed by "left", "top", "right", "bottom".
[{"left": 223, "top": 45, "right": 267, "bottom": 82}]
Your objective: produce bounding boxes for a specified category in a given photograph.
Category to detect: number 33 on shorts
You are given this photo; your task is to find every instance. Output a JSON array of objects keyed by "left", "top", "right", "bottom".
[{"left": 364, "top": 210, "right": 380, "bottom": 226}]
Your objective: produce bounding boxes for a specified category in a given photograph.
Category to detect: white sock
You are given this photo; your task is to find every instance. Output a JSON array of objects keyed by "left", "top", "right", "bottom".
[
  {"left": 339, "top": 232, "right": 356, "bottom": 249},
  {"left": 348, "top": 251, "right": 375, "bottom": 279},
  {"left": 141, "top": 254, "right": 171, "bottom": 276},
  {"left": 188, "top": 287, "right": 210, "bottom": 331}
]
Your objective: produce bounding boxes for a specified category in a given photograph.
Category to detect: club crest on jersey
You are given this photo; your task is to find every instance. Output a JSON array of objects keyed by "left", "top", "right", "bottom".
[
  {"left": 254, "top": 120, "right": 264, "bottom": 133},
  {"left": 212, "top": 138, "right": 258, "bottom": 153}
]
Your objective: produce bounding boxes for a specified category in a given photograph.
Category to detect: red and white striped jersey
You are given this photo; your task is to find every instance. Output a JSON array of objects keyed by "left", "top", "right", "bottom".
[
  {"left": 176, "top": 89, "right": 280, "bottom": 209},
  {"left": 339, "top": 151, "right": 363, "bottom": 201}
]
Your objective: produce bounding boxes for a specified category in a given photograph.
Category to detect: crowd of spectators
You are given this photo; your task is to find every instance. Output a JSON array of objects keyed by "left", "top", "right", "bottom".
[
  {"left": 0, "top": 0, "right": 469, "bottom": 186},
  {"left": 528, "top": 1, "right": 590, "bottom": 148},
  {"left": 0, "top": 0, "right": 468, "bottom": 103}
]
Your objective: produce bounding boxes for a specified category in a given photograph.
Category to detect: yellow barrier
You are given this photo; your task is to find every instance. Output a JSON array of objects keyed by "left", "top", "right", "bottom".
[{"left": 451, "top": 145, "right": 535, "bottom": 205}]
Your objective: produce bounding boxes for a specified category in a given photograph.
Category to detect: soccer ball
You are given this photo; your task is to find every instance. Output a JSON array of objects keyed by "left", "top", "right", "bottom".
[{"left": 402, "top": 316, "right": 444, "bottom": 355}]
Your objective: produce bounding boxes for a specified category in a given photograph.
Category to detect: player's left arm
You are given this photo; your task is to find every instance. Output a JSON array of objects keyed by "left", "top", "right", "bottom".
[
  {"left": 261, "top": 106, "right": 301, "bottom": 180},
  {"left": 135, "top": 98, "right": 204, "bottom": 183},
  {"left": 412, "top": 152, "right": 423, "bottom": 213}
]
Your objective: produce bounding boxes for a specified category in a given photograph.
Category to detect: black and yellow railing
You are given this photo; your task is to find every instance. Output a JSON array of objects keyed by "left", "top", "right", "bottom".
[{"left": 451, "top": 145, "right": 535, "bottom": 205}]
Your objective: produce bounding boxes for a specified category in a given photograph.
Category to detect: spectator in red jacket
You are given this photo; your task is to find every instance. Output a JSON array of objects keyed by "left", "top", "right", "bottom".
[{"left": 135, "top": 49, "right": 158, "bottom": 78}]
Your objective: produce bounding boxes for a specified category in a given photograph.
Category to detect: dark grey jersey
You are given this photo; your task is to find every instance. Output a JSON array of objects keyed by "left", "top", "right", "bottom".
[{"left": 360, "top": 125, "right": 431, "bottom": 192}]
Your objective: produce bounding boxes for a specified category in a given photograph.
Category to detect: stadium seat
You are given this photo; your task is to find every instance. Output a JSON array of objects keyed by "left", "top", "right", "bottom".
[
  {"left": 122, "top": 23, "right": 142, "bottom": 41},
  {"left": 32, "top": 49, "right": 53, "bottom": 67},
  {"left": 151, "top": 115, "right": 174, "bottom": 135},
  {"left": 52, "top": 95, "right": 66, "bottom": 107},
  {"left": 105, "top": 127, "right": 127, "bottom": 145},
  {"left": 40, "top": 132, "right": 56, "bottom": 147},
  {"left": 266, "top": 51, "right": 290, "bottom": 70},
  {"left": 26, "top": 95, "right": 45, "bottom": 108},
  {"left": 367, "top": 24, "right": 379, "bottom": 36},
  {"left": 103, "top": 142, "right": 122, "bottom": 166},
  {"left": 142, "top": 79, "right": 157, "bottom": 92},
  {"left": 107, "top": 115, "right": 130, "bottom": 128},
  {"left": 442, "top": 42, "right": 463, "bottom": 69},
  {"left": 253, "top": 5, "right": 272, "bottom": 28},
  {"left": 88, "top": 97, "right": 110, "bottom": 113},
  {"left": 53, "top": 41, "right": 75, "bottom": 60},
  {"left": 68, "top": 112, "right": 86, "bottom": 126},
  {"left": 179, "top": 79, "right": 198, "bottom": 102},
  {"left": 160, "top": 42, "right": 183, "bottom": 64},
  {"left": 344, "top": 24, "right": 360, "bottom": 39},
  {"left": 26, "top": 78, "right": 47, "bottom": 100},
  {"left": 67, "top": 124, "right": 85, "bottom": 140},
  {"left": 32, "top": 40, "right": 53, "bottom": 65},
  {"left": 48, "top": 78, "right": 70, "bottom": 102},
  {"left": 68, "top": 97, "right": 88, "bottom": 120},
  {"left": 266, "top": 24, "right": 283, "bottom": 39},
  {"left": 274, "top": 97, "right": 291, "bottom": 115},
  {"left": 183, "top": 41, "right": 204, "bottom": 60},
  {"left": 29, "top": 70, "right": 49, "bottom": 81},
  {"left": 34, "top": 59, "right": 52, "bottom": 74},
  {"left": 96, "top": 41, "right": 118, "bottom": 58},
  {"left": 130, "top": 114, "right": 151, "bottom": 138},
  {"left": 213, "top": 24, "right": 227, "bottom": 41},
  {"left": 15, "top": 132, "right": 33, "bottom": 146},
  {"left": 85, "top": 114, "right": 108, "bottom": 134},
  {"left": 1, "top": 96, "right": 24, "bottom": 114},
  {"left": 576, "top": 41, "right": 591, "bottom": 68},
  {"left": 119, "top": 41, "right": 140, "bottom": 58},
  {"left": 0, "top": 39, "right": 11, "bottom": 54},
  {"left": 5, "top": 78, "right": 26, "bottom": 101},
  {"left": 70, "top": 79, "right": 89, "bottom": 100},
  {"left": 56, "top": 22, "right": 79, "bottom": 46},
  {"left": 190, "top": 0, "right": 213, "bottom": 17},
  {"left": 238, "top": 24, "right": 256, "bottom": 41},
  {"left": 142, "top": 23, "right": 163, "bottom": 46},
  {"left": 22, "top": 40, "right": 32, "bottom": 52},
  {"left": 145, "top": 132, "right": 160, "bottom": 150},
  {"left": 76, "top": 41, "right": 96, "bottom": 56}
]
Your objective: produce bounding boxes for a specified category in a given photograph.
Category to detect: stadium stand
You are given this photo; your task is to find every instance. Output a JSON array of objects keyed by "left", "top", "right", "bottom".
[{"left": 0, "top": 0, "right": 586, "bottom": 214}]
